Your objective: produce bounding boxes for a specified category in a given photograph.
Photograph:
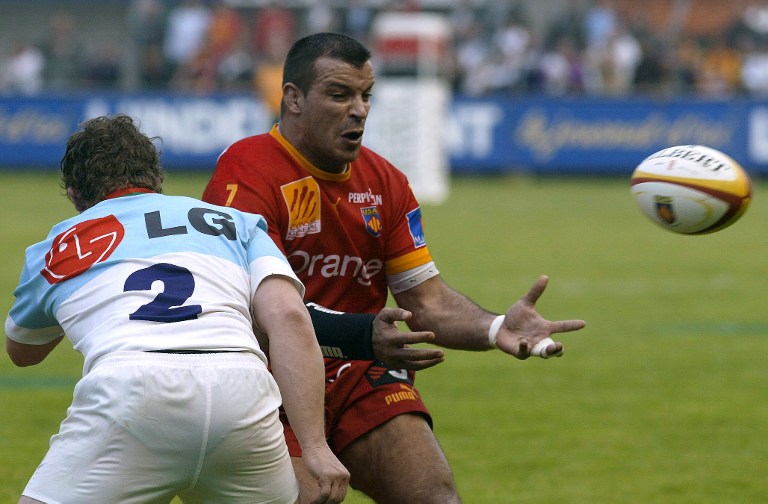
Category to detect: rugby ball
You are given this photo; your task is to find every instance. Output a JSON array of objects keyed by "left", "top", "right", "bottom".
[{"left": 630, "top": 145, "right": 752, "bottom": 234}]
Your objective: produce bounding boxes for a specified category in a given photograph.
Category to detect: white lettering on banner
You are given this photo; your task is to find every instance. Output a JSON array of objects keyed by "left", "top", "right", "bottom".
[
  {"left": 445, "top": 103, "right": 504, "bottom": 158},
  {"left": 749, "top": 107, "right": 768, "bottom": 163},
  {"left": 288, "top": 250, "right": 383, "bottom": 287},
  {"left": 84, "top": 98, "right": 271, "bottom": 154}
]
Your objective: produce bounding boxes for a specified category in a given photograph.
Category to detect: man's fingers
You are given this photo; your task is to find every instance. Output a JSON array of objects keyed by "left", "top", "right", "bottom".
[
  {"left": 518, "top": 339, "right": 530, "bottom": 359},
  {"left": 376, "top": 329, "right": 436, "bottom": 348},
  {"left": 392, "top": 348, "right": 445, "bottom": 370},
  {"left": 522, "top": 275, "right": 549, "bottom": 306},
  {"left": 314, "top": 475, "right": 347, "bottom": 504},
  {"left": 375, "top": 306, "right": 412, "bottom": 325},
  {"left": 329, "top": 479, "right": 347, "bottom": 504},
  {"left": 551, "top": 319, "right": 587, "bottom": 334},
  {"left": 531, "top": 337, "right": 564, "bottom": 358},
  {"left": 399, "top": 330, "right": 436, "bottom": 345},
  {"left": 406, "top": 357, "right": 444, "bottom": 371}
]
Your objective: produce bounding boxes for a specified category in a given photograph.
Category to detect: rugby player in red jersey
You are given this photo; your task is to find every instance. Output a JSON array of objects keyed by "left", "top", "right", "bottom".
[{"left": 204, "top": 32, "right": 586, "bottom": 504}]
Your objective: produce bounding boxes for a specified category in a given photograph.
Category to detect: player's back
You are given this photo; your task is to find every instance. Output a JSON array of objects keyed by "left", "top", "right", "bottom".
[{"left": 6, "top": 193, "right": 292, "bottom": 373}]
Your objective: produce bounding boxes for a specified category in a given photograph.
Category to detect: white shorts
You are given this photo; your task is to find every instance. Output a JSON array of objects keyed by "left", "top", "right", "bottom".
[{"left": 23, "top": 351, "right": 299, "bottom": 504}]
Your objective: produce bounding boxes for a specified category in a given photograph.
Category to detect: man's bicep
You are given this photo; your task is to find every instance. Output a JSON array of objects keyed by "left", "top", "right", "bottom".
[{"left": 252, "top": 275, "right": 306, "bottom": 333}]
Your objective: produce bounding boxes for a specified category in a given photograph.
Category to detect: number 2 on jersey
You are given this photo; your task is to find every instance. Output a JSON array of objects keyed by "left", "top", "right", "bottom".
[{"left": 124, "top": 263, "right": 202, "bottom": 322}]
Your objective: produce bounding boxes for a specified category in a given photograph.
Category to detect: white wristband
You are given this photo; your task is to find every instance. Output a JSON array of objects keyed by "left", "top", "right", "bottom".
[{"left": 488, "top": 315, "right": 505, "bottom": 348}]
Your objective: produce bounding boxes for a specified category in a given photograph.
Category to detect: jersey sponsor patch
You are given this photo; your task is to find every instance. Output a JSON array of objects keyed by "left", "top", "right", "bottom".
[
  {"left": 41, "top": 215, "right": 125, "bottom": 284},
  {"left": 360, "top": 206, "right": 382, "bottom": 237},
  {"left": 281, "top": 177, "right": 321, "bottom": 240},
  {"left": 405, "top": 207, "right": 426, "bottom": 248}
]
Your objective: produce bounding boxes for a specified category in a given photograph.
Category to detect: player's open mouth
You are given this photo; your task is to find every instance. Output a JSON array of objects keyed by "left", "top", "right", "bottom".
[{"left": 341, "top": 131, "right": 363, "bottom": 142}]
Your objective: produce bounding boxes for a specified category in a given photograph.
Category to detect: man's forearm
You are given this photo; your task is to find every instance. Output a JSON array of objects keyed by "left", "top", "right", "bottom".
[
  {"left": 394, "top": 277, "right": 496, "bottom": 350},
  {"left": 305, "top": 302, "right": 376, "bottom": 360},
  {"left": 6, "top": 334, "right": 64, "bottom": 367}
]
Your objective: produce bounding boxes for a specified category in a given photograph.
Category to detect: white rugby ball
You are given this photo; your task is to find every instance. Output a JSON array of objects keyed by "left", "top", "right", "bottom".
[{"left": 630, "top": 145, "right": 752, "bottom": 234}]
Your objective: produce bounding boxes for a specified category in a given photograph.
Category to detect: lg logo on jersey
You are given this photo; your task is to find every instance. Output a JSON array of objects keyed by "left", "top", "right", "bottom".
[
  {"left": 42, "top": 215, "right": 125, "bottom": 284},
  {"left": 145, "top": 208, "right": 236, "bottom": 240}
]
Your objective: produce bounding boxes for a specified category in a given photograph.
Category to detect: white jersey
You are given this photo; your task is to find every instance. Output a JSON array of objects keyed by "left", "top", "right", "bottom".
[{"left": 5, "top": 192, "right": 303, "bottom": 374}]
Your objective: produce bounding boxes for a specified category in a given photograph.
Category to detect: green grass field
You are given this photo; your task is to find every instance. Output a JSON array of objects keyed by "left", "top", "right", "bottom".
[{"left": 1, "top": 171, "right": 766, "bottom": 503}]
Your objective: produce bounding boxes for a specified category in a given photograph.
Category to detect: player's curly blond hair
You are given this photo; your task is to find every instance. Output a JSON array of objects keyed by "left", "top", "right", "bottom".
[{"left": 61, "top": 114, "right": 164, "bottom": 211}]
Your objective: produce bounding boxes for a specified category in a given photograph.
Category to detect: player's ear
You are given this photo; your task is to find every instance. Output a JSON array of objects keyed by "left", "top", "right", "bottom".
[{"left": 282, "top": 83, "right": 303, "bottom": 114}]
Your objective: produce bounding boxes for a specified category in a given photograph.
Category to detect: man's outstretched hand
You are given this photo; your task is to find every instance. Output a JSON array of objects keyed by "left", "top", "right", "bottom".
[{"left": 495, "top": 275, "right": 586, "bottom": 359}]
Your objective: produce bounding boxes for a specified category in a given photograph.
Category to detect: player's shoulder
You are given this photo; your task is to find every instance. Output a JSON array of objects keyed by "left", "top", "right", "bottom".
[
  {"left": 221, "top": 132, "right": 275, "bottom": 157},
  {"left": 357, "top": 145, "right": 409, "bottom": 180},
  {"left": 216, "top": 132, "right": 284, "bottom": 174}
]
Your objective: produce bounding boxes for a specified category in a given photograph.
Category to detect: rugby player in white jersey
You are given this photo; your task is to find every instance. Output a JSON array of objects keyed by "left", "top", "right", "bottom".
[{"left": 5, "top": 114, "right": 351, "bottom": 503}]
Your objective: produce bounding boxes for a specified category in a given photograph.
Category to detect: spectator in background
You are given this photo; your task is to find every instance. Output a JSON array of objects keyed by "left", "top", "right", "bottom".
[
  {"left": 252, "top": 2, "right": 297, "bottom": 56},
  {"left": 489, "top": 8, "right": 536, "bottom": 93},
  {"left": 140, "top": 45, "right": 173, "bottom": 90},
  {"left": 343, "top": 0, "right": 375, "bottom": 44},
  {"left": 252, "top": 31, "right": 291, "bottom": 123},
  {"left": 453, "top": 19, "right": 493, "bottom": 95},
  {"left": 584, "top": 0, "right": 618, "bottom": 50},
  {"left": 696, "top": 33, "right": 743, "bottom": 96},
  {"left": 83, "top": 41, "right": 122, "bottom": 89},
  {"left": 306, "top": 0, "right": 339, "bottom": 34},
  {"left": 206, "top": 1, "right": 246, "bottom": 65},
  {"left": 740, "top": 37, "right": 768, "bottom": 95},
  {"left": 0, "top": 41, "right": 44, "bottom": 95},
  {"left": 202, "top": 1, "right": 252, "bottom": 91},
  {"left": 538, "top": 35, "right": 585, "bottom": 95},
  {"left": 127, "top": 0, "right": 169, "bottom": 89},
  {"left": 603, "top": 21, "right": 642, "bottom": 95},
  {"left": 547, "top": 0, "right": 587, "bottom": 51},
  {"left": 217, "top": 32, "right": 254, "bottom": 91},
  {"left": 163, "top": 0, "right": 212, "bottom": 82},
  {"left": 38, "top": 11, "right": 82, "bottom": 91},
  {"left": 742, "top": 1, "right": 768, "bottom": 42},
  {"left": 667, "top": 35, "right": 700, "bottom": 94},
  {"left": 633, "top": 34, "right": 668, "bottom": 95}
]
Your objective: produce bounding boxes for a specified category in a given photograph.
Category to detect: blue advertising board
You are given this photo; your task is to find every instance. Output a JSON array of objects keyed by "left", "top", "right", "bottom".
[
  {"left": 0, "top": 93, "right": 274, "bottom": 169},
  {"left": 448, "top": 96, "right": 757, "bottom": 175},
  {"left": 1, "top": 92, "right": 766, "bottom": 175}
]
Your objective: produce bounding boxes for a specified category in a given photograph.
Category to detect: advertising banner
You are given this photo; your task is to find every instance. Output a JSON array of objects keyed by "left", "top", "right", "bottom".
[
  {"left": 1, "top": 93, "right": 766, "bottom": 176},
  {"left": 448, "top": 96, "right": 755, "bottom": 175}
]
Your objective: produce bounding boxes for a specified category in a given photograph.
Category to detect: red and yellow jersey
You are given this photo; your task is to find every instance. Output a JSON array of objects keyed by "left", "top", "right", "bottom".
[{"left": 203, "top": 125, "right": 433, "bottom": 314}]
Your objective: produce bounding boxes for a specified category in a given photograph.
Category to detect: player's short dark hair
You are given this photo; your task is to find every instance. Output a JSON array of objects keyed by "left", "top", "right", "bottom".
[
  {"left": 61, "top": 114, "right": 164, "bottom": 210},
  {"left": 282, "top": 32, "right": 371, "bottom": 94}
]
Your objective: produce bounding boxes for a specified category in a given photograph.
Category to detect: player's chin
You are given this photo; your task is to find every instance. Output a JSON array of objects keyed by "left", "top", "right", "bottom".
[{"left": 336, "top": 142, "right": 362, "bottom": 161}]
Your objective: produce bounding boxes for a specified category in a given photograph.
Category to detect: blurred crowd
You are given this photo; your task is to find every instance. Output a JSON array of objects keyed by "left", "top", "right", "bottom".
[{"left": 3, "top": 0, "right": 768, "bottom": 103}]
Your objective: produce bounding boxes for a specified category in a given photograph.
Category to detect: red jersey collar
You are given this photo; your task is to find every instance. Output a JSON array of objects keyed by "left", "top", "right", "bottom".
[
  {"left": 270, "top": 124, "right": 352, "bottom": 182},
  {"left": 104, "top": 187, "right": 157, "bottom": 200}
]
